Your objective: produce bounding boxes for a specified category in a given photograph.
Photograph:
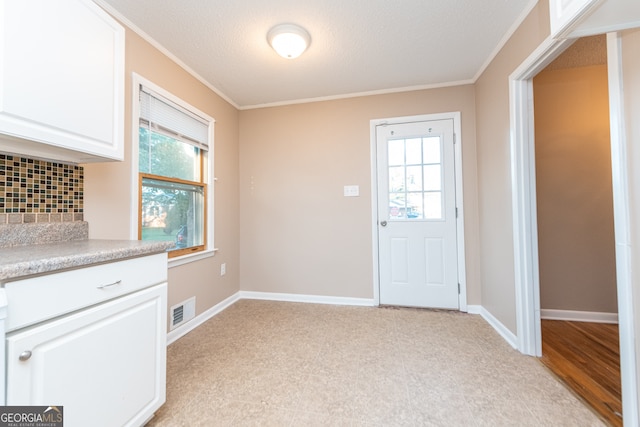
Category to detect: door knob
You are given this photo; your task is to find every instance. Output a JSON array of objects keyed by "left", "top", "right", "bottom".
[
  {"left": 19, "top": 351, "right": 32, "bottom": 361},
  {"left": 380, "top": 220, "right": 387, "bottom": 227}
]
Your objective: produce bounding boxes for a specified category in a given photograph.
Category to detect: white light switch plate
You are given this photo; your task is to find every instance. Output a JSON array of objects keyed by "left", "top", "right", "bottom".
[{"left": 344, "top": 185, "right": 359, "bottom": 197}]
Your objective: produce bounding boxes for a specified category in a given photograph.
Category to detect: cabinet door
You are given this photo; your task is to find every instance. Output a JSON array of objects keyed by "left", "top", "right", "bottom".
[
  {"left": 6, "top": 284, "right": 167, "bottom": 427},
  {"left": 0, "top": 0, "right": 124, "bottom": 162}
]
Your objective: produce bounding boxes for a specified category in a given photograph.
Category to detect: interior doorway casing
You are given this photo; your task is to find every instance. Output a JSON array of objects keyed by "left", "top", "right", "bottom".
[
  {"left": 370, "top": 112, "right": 467, "bottom": 311},
  {"left": 509, "top": 33, "right": 638, "bottom": 426}
]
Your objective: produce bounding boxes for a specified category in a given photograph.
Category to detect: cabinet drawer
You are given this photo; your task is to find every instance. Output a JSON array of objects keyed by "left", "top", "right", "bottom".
[{"left": 4, "top": 253, "right": 167, "bottom": 332}]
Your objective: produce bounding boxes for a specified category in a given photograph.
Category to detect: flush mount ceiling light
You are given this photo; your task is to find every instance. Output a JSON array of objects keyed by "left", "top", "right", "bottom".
[{"left": 267, "top": 23, "right": 311, "bottom": 59}]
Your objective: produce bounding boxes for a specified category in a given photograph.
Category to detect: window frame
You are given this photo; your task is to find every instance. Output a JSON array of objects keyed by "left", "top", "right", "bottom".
[
  {"left": 138, "top": 172, "right": 207, "bottom": 258},
  {"left": 131, "top": 74, "right": 216, "bottom": 265}
]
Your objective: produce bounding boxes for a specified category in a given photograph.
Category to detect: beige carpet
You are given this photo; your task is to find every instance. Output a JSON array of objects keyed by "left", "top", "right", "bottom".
[{"left": 146, "top": 300, "right": 604, "bottom": 426}]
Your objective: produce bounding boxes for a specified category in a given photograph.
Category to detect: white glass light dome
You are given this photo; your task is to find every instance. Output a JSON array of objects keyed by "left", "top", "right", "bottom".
[{"left": 267, "top": 24, "right": 311, "bottom": 59}]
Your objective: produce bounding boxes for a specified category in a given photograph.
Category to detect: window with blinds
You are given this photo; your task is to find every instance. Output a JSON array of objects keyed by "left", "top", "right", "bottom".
[{"left": 137, "top": 84, "right": 211, "bottom": 257}]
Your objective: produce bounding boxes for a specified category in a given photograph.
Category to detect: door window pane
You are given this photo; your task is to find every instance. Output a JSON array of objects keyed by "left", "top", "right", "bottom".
[
  {"left": 389, "top": 193, "right": 406, "bottom": 218},
  {"left": 424, "top": 165, "right": 441, "bottom": 191},
  {"left": 389, "top": 166, "right": 405, "bottom": 192},
  {"left": 407, "top": 192, "right": 424, "bottom": 219},
  {"left": 406, "top": 166, "right": 422, "bottom": 192},
  {"left": 388, "top": 139, "right": 404, "bottom": 166},
  {"left": 387, "top": 134, "right": 444, "bottom": 221},
  {"left": 406, "top": 138, "right": 422, "bottom": 165},
  {"left": 423, "top": 137, "right": 441, "bottom": 164}
]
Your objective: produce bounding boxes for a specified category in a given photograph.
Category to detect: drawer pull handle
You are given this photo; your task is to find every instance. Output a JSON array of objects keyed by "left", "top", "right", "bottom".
[
  {"left": 19, "top": 351, "right": 32, "bottom": 361},
  {"left": 97, "top": 280, "right": 122, "bottom": 289}
]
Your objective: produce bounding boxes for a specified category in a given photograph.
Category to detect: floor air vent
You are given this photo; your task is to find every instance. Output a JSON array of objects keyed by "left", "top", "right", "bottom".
[
  {"left": 173, "top": 305, "right": 184, "bottom": 325},
  {"left": 170, "top": 297, "right": 196, "bottom": 330}
]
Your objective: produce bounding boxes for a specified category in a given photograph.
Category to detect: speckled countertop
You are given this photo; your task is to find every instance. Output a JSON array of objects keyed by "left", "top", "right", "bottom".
[
  {"left": 0, "top": 222, "right": 173, "bottom": 283},
  {"left": 0, "top": 239, "right": 172, "bottom": 283}
]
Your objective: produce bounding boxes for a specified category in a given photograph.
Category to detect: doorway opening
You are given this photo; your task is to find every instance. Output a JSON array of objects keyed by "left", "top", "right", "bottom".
[
  {"left": 532, "top": 35, "right": 621, "bottom": 425},
  {"left": 509, "top": 32, "right": 637, "bottom": 426}
]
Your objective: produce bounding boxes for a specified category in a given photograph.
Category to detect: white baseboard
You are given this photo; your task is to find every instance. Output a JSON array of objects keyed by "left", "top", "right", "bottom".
[
  {"left": 466, "top": 304, "right": 482, "bottom": 315},
  {"left": 165, "top": 293, "right": 518, "bottom": 354},
  {"left": 477, "top": 306, "right": 519, "bottom": 349},
  {"left": 540, "top": 309, "right": 618, "bottom": 324},
  {"left": 166, "top": 291, "right": 240, "bottom": 345},
  {"left": 239, "top": 291, "right": 376, "bottom": 306},
  {"left": 166, "top": 291, "right": 374, "bottom": 345}
]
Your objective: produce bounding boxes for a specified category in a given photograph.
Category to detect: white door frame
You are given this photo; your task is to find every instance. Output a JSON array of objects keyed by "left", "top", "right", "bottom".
[
  {"left": 370, "top": 112, "right": 467, "bottom": 311},
  {"left": 509, "top": 33, "right": 638, "bottom": 426}
]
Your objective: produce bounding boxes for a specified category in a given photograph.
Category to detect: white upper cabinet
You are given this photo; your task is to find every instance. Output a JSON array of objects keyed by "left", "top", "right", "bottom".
[
  {"left": 550, "top": 0, "right": 640, "bottom": 38},
  {"left": 0, "top": 0, "right": 124, "bottom": 163}
]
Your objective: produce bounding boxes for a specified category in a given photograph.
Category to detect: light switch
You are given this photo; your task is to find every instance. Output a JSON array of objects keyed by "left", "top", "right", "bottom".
[{"left": 344, "top": 185, "right": 359, "bottom": 197}]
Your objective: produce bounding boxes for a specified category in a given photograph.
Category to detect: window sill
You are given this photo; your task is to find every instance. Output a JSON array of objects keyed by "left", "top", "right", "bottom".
[{"left": 168, "top": 247, "right": 218, "bottom": 269}]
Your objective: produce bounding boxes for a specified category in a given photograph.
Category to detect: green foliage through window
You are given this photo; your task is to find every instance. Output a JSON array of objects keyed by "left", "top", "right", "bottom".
[
  {"left": 139, "top": 127, "right": 206, "bottom": 255},
  {"left": 139, "top": 127, "right": 200, "bottom": 181}
]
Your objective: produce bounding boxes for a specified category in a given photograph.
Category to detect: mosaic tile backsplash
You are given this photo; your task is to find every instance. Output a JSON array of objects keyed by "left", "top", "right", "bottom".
[{"left": 0, "top": 154, "right": 84, "bottom": 224}]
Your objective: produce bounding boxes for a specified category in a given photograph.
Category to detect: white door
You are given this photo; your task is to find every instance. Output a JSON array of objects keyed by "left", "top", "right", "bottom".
[{"left": 377, "top": 119, "right": 458, "bottom": 309}]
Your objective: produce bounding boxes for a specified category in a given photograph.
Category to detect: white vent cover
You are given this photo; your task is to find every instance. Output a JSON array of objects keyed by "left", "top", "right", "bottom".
[{"left": 170, "top": 297, "right": 196, "bottom": 330}]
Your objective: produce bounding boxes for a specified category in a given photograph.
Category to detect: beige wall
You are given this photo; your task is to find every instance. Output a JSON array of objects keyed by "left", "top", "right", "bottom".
[
  {"left": 238, "top": 87, "right": 482, "bottom": 304},
  {"left": 80, "top": 0, "right": 639, "bottom": 356},
  {"left": 534, "top": 64, "right": 617, "bottom": 313},
  {"left": 474, "top": 0, "right": 551, "bottom": 332},
  {"left": 84, "top": 26, "right": 240, "bottom": 324},
  {"left": 79, "top": 5, "right": 640, "bottom": 412}
]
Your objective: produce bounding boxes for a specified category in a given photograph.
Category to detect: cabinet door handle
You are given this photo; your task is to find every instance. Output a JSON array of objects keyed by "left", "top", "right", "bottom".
[
  {"left": 97, "top": 280, "right": 122, "bottom": 289},
  {"left": 19, "top": 351, "right": 32, "bottom": 361}
]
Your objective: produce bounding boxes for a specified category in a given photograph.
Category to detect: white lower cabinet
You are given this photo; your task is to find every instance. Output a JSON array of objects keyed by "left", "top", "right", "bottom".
[{"left": 5, "top": 280, "right": 167, "bottom": 427}]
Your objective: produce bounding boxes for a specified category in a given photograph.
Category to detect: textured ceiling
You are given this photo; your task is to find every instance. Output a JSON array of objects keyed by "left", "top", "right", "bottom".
[
  {"left": 96, "top": 0, "right": 537, "bottom": 109},
  {"left": 545, "top": 35, "right": 607, "bottom": 71}
]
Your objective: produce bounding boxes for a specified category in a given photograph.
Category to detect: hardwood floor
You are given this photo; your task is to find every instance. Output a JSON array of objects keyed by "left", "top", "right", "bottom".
[{"left": 540, "top": 320, "right": 622, "bottom": 426}]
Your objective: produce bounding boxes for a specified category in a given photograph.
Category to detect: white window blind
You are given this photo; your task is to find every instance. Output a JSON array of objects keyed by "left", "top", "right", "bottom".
[{"left": 140, "top": 86, "right": 209, "bottom": 149}]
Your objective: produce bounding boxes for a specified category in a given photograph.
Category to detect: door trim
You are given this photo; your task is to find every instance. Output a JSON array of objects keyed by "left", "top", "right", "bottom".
[
  {"left": 509, "top": 35, "right": 574, "bottom": 357},
  {"left": 509, "top": 33, "right": 638, "bottom": 426},
  {"left": 370, "top": 112, "right": 467, "bottom": 311}
]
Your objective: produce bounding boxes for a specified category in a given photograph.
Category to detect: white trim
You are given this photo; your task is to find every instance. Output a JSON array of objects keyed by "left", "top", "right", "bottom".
[
  {"left": 606, "top": 31, "right": 639, "bottom": 427},
  {"left": 478, "top": 306, "right": 519, "bottom": 349},
  {"left": 468, "top": 304, "right": 530, "bottom": 350},
  {"left": 240, "top": 79, "right": 474, "bottom": 110},
  {"left": 466, "top": 304, "right": 482, "bottom": 315},
  {"left": 166, "top": 292, "right": 240, "bottom": 345},
  {"left": 509, "top": 31, "right": 639, "bottom": 427},
  {"left": 370, "top": 121, "right": 381, "bottom": 306},
  {"left": 509, "top": 35, "right": 575, "bottom": 357},
  {"left": 168, "top": 248, "right": 218, "bottom": 268},
  {"left": 452, "top": 113, "right": 467, "bottom": 312},
  {"left": 540, "top": 309, "right": 619, "bottom": 323},
  {"left": 130, "top": 73, "right": 216, "bottom": 262},
  {"left": 130, "top": 75, "right": 143, "bottom": 239},
  {"left": 239, "top": 291, "right": 375, "bottom": 307},
  {"left": 369, "top": 113, "right": 467, "bottom": 311}
]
